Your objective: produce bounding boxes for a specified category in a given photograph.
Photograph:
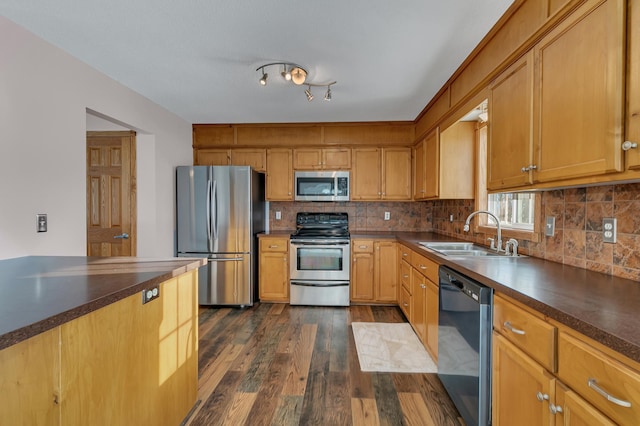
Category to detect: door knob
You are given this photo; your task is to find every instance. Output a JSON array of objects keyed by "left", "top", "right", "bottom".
[{"left": 114, "top": 233, "right": 129, "bottom": 239}]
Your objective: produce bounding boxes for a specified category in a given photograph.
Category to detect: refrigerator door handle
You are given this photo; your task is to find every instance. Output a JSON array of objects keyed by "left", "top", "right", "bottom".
[
  {"left": 206, "top": 178, "right": 213, "bottom": 249},
  {"left": 212, "top": 179, "right": 218, "bottom": 241}
]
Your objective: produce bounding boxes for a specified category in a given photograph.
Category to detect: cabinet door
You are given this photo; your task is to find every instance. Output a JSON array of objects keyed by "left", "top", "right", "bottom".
[
  {"left": 555, "top": 382, "right": 616, "bottom": 426},
  {"left": 382, "top": 148, "right": 412, "bottom": 200},
  {"left": 413, "top": 140, "right": 426, "bottom": 200},
  {"left": 0, "top": 328, "right": 60, "bottom": 425},
  {"left": 259, "top": 252, "right": 289, "bottom": 301},
  {"left": 425, "top": 280, "right": 438, "bottom": 362},
  {"left": 352, "top": 148, "right": 381, "bottom": 200},
  {"left": 323, "top": 148, "right": 352, "bottom": 169},
  {"left": 266, "top": 149, "right": 293, "bottom": 200},
  {"left": 424, "top": 129, "right": 440, "bottom": 199},
  {"left": 626, "top": 0, "right": 640, "bottom": 170},
  {"left": 374, "top": 241, "right": 397, "bottom": 302},
  {"left": 351, "top": 252, "right": 375, "bottom": 301},
  {"left": 231, "top": 149, "right": 266, "bottom": 171},
  {"left": 493, "top": 333, "right": 555, "bottom": 426},
  {"left": 293, "top": 148, "right": 323, "bottom": 169},
  {"left": 411, "top": 268, "right": 426, "bottom": 344},
  {"left": 533, "top": 0, "right": 624, "bottom": 182},
  {"left": 488, "top": 51, "right": 535, "bottom": 190},
  {"left": 439, "top": 121, "right": 475, "bottom": 198},
  {"left": 196, "top": 149, "right": 230, "bottom": 165}
]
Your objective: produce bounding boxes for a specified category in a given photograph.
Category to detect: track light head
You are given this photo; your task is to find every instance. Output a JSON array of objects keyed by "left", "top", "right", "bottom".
[
  {"left": 281, "top": 65, "right": 292, "bottom": 81},
  {"left": 291, "top": 67, "right": 307, "bottom": 85},
  {"left": 259, "top": 70, "right": 268, "bottom": 86},
  {"left": 305, "top": 87, "right": 313, "bottom": 101},
  {"left": 324, "top": 86, "right": 332, "bottom": 101}
]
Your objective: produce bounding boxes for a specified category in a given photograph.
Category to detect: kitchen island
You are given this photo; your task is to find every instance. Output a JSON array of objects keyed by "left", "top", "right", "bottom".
[{"left": 0, "top": 256, "right": 205, "bottom": 425}]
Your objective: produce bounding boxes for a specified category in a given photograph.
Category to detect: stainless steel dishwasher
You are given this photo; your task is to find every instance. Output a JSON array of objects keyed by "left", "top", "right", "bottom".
[{"left": 438, "top": 265, "right": 493, "bottom": 426}]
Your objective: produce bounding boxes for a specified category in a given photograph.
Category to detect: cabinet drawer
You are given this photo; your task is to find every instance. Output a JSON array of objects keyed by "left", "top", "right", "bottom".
[
  {"left": 400, "top": 260, "right": 411, "bottom": 291},
  {"left": 398, "top": 244, "right": 412, "bottom": 262},
  {"left": 558, "top": 331, "right": 640, "bottom": 426},
  {"left": 260, "top": 238, "right": 289, "bottom": 252},
  {"left": 352, "top": 240, "right": 374, "bottom": 253},
  {"left": 493, "top": 296, "right": 556, "bottom": 372},
  {"left": 410, "top": 251, "right": 438, "bottom": 283},
  {"left": 400, "top": 285, "right": 411, "bottom": 320}
]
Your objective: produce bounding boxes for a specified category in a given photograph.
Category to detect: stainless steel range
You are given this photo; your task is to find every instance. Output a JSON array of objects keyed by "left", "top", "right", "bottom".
[{"left": 289, "top": 212, "right": 350, "bottom": 306}]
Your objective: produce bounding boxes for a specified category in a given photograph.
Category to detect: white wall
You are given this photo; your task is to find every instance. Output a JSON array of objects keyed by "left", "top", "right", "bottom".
[{"left": 0, "top": 17, "right": 193, "bottom": 259}]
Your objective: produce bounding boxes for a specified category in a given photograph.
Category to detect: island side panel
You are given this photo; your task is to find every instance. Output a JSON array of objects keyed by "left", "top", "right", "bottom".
[{"left": 59, "top": 270, "right": 198, "bottom": 425}]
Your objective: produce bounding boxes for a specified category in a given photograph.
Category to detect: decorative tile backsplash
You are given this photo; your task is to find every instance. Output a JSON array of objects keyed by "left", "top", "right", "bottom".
[{"left": 269, "top": 182, "right": 640, "bottom": 281}]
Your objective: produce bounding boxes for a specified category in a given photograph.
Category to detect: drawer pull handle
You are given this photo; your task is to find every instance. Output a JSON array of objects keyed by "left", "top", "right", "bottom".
[
  {"left": 403, "top": 253, "right": 408, "bottom": 257},
  {"left": 403, "top": 274, "right": 409, "bottom": 279},
  {"left": 403, "top": 302, "right": 408, "bottom": 307},
  {"left": 420, "top": 265, "right": 427, "bottom": 270},
  {"left": 504, "top": 321, "right": 526, "bottom": 335},
  {"left": 549, "top": 403, "right": 563, "bottom": 415},
  {"left": 268, "top": 245, "right": 279, "bottom": 249},
  {"left": 588, "top": 378, "right": 632, "bottom": 408},
  {"left": 359, "top": 245, "right": 368, "bottom": 249},
  {"left": 420, "top": 284, "right": 426, "bottom": 289}
]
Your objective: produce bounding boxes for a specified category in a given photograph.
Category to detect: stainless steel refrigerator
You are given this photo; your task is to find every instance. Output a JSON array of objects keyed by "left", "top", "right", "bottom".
[{"left": 176, "top": 166, "right": 265, "bottom": 306}]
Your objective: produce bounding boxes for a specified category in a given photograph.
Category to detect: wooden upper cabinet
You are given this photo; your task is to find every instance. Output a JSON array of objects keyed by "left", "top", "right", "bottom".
[
  {"left": 351, "top": 148, "right": 382, "bottom": 200},
  {"left": 424, "top": 129, "right": 440, "bottom": 199},
  {"left": 293, "top": 148, "right": 351, "bottom": 170},
  {"left": 382, "top": 147, "right": 412, "bottom": 200},
  {"left": 230, "top": 149, "right": 266, "bottom": 172},
  {"left": 533, "top": 0, "right": 625, "bottom": 182},
  {"left": 352, "top": 147, "right": 411, "bottom": 201},
  {"left": 626, "top": 0, "right": 640, "bottom": 170},
  {"left": 196, "top": 149, "right": 230, "bottom": 166},
  {"left": 413, "top": 136, "right": 427, "bottom": 200},
  {"left": 489, "top": 51, "right": 535, "bottom": 191},
  {"left": 266, "top": 149, "right": 293, "bottom": 201}
]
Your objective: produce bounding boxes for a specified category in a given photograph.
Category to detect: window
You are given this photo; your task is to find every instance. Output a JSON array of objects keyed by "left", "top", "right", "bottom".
[{"left": 487, "top": 192, "right": 535, "bottom": 231}]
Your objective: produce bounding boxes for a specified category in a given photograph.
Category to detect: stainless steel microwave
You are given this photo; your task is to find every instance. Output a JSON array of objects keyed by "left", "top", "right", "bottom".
[{"left": 294, "top": 171, "right": 350, "bottom": 201}]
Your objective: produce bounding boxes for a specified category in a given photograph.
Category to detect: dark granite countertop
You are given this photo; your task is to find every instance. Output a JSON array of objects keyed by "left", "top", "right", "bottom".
[
  {"left": 394, "top": 232, "right": 640, "bottom": 364},
  {"left": 0, "top": 256, "right": 206, "bottom": 351}
]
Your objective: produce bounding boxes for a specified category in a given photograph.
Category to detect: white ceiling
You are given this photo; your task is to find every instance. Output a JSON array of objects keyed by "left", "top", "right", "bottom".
[{"left": 0, "top": 0, "right": 513, "bottom": 124}]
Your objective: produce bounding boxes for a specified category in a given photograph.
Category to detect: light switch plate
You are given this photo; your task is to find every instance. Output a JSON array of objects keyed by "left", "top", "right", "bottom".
[
  {"left": 384, "top": 212, "right": 390, "bottom": 221},
  {"left": 36, "top": 214, "right": 47, "bottom": 233},
  {"left": 545, "top": 216, "right": 555, "bottom": 237},
  {"left": 603, "top": 218, "right": 617, "bottom": 243}
]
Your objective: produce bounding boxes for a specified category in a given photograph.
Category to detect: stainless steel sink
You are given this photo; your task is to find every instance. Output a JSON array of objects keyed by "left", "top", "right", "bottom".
[{"left": 418, "top": 241, "right": 521, "bottom": 257}]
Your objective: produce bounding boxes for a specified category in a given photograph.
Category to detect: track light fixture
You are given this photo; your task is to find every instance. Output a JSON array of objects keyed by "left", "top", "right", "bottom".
[{"left": 256, "top": 62, "right": 337, "bottom": 102}]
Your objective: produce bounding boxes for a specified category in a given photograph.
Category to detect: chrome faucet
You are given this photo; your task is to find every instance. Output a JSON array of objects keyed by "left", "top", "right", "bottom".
[
  {"left": 504, "top": 238, "right": 519, "bottom": 256},
  {"left": 463, "top": 210, "right": 502, "bottom": 252}
]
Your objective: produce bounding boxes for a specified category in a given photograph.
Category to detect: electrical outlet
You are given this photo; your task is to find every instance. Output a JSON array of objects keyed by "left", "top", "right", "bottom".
[
  {"left": 36, "top": 214, "right": 47, "bottom": 233},
  {"left": 275, "top": 211, "right": 282, "bottom": 220},
  {"left": 142, "top": 286, "right": 160, "bottom": 304},
  {"left": 545, "top": 216, "right": 555, "bottom": 236},
  {"left": 384, "top": 212, "right": 390, "bottom": 221},
  {"left": 603, "top": 218, "right": 617, "bottom": 243},
  {"left": 449, "top": 214, "right": 454, "bottom": 223}
]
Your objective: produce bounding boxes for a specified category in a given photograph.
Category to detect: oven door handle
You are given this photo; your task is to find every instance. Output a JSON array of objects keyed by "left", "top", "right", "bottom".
[
  {"left": 291, "top": 280, "right": 350, "bottom": 287},
  {"left": 290, "top": 241, "right": 350, "bottom": 246}
]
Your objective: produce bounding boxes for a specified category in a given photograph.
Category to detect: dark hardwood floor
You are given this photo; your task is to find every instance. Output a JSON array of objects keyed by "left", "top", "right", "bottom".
[{"left": 183, "top": 303, "right": 463, "bottom": 426}]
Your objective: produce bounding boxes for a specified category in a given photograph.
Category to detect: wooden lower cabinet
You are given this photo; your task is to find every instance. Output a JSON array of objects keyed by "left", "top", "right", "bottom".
[
  {"left": 0, "top": 327, "right": 61, "bottom": 425},
  {"left": 556, "top": 382, "right": 616, "bottom": 426},
  {"left": 493, "top": 332, "right": 555, "bottom": 425},
  {"left": 425, "top": 279, "right": 438, "bottom": 361},
  {"left": 351, "top": 239, "right": 397, "bottom": 303},
  {"left": 258, "top": 236, "right": 289, "bottom": 302},
  {"left": 411, "top": 268, "right": 427, "bottom": 341},
  {"left": 0, "top": 271, "right": 198, "bottom": 425}
]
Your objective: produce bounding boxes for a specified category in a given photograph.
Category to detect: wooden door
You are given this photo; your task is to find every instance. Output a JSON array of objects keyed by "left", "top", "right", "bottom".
[
  {"left": 423, "top": 129, "right": 440, "bottom": 199},
  {"left": 533, "top": 0, "right": 624, "bottom": 182},
  {"left": 439, "top": 121, "right": 475, "bottom": 198},
  {"left": 195, "top": 149, "right": 230, "bottom": 166},
  {"left": 86, "top": 131, "right": 136, "bottom": 256},
  {"left": 374, "top": 241, "right": 397, "bottom": 302},
  {"left": 352, "top": 148, "right": 381, "bottom": 200},
  {"left": 266, "top": 149, "right": 293, "bottom": 200},
  {"left": 323, "top": 148, "right": 352, "bottom": 169},
  {"left": 381, "top": 148, "right": 412, "bottom": 200},
  {"left": 492, "top": 333, "right": 555, "bottom": 426},
  {"left": 259, "top": 252, "right": 289, "bottom": 301},
  {"left": 625, "top": 0, "right": 640, "bottom": 170},
  {"left": 488, "top": 51, "right": 534, "bottom": 190},
  {"left": 351, "top": 241, "right": 375, "bottom": 301}
]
